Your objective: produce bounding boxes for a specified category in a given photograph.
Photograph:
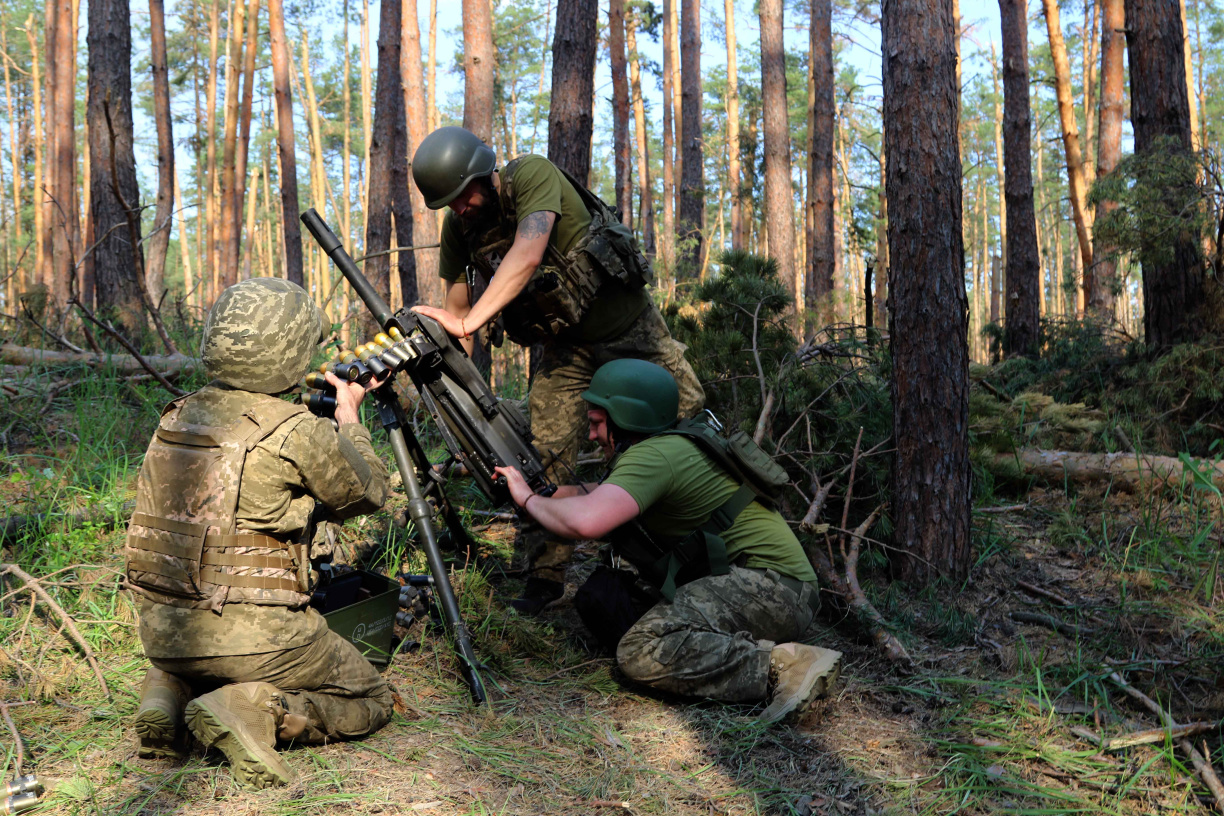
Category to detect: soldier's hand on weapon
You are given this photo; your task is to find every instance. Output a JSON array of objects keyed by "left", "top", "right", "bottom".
[
  {"left": 411, "top": 304, "right": 469, "bottom": 339},
  {"left": 493, "top": 465, "right": 535, "bottom": 510},
  {"left": 326, "top": 370, "right": 386, "bottom": 426}
]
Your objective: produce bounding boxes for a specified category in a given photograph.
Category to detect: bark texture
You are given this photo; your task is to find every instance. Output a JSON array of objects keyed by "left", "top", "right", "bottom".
[
  {"left": 88, "top": 0, "right": 145, "bottom": 336},
  {"left": 267, "top": 0, "right": 303, "bottom": 285},
  {"left": 999, "top": 0, "right": 1040, "bottom": 357},
  {"left": 760, "top": 0, "right": 795, "bottom": 318},
  {"left": 806, "top": 0, "right": 835, "bottom": 328},
  {"left": 660, "top": 0, "right": 677, "bottom": 270},
  {"left": 609, "top": 0, "right": 632, "bottom": 225},
  {"left": 1093, "top": 0, "right": 1125, "bottom": 317},
  {"left": 1041, "top": 0, "right": 1094, "bottom": 304},
  {"left": 724, "top": 0, "right": 741, "bottom": 250},
  {"left": 547, "top": 0, "right": 598, "bottom": 183},
  {"left": 146, "top": 0, "right": 174, "bottom": 306},
  {"left": 50, "top": 0, "right": 79, "bottom": 309},
  {"left": 1125, "top": 0, "right": 1204, "bottom": 349},
  {"left": 677, "top": 0, "right": 704, "bottom": 277},
  {"left": 368, "top": 0, "right": 416, "bottom": 321},
  {"left": 627, "top": 12, "right": 654, "bottom": 256},
  {"left": 402, "top": 0, "right": 439, "bottom": 305},
  {"left": 462, "top": 0, "right": 495, "bottom": 143},
  {"left": 881, "top": 0, "right": 971, "bottom": 580}
]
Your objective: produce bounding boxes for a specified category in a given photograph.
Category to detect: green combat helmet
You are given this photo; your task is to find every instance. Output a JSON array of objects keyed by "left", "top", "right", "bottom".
[
  {"left": 202, "top": 278, "right": 326, "bottom": 395},
  {"left": 581, "top": 359, "right": 679, "bottom": 435},
  {"left": 412, "top": 126, "right": 497, "bottom": 209}
]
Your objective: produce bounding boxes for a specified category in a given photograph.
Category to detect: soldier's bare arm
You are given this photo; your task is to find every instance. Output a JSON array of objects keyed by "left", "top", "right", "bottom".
[
  {"left": 442, "top": 280, "right": 475, "bottom": 355},
  {"left": 494, "top": 465, "right": 639, "bottom": 539},
  {"left": 413, "top": 211, "right": 556, "bottom": 340}
]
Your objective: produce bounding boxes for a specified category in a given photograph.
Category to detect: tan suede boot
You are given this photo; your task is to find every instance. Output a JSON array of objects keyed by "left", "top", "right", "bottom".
[
  {"left": 759, "top": 643, "right": 843, "bottom": 723},
  {"left": 134, "top": 668, "right": 192, "bottom": 758},
  {"left": 185, "top": 682, "right": 298, "bottom": 789}
]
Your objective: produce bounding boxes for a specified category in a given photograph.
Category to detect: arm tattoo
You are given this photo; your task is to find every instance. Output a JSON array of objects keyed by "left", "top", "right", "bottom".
[{"left": 516, "top": 211, "right": 553, "bottom": 241}]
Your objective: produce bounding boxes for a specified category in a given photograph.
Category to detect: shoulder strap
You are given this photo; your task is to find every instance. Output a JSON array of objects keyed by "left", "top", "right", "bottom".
[
  {"left": 662, "top": 421, "right": 753, "bottom": 491},
  {"left": 552, "top": 163, "right": 618, "bottom": 223}
]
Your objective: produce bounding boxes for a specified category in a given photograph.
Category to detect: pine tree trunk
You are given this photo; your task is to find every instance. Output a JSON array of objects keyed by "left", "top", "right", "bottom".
[
  {"left": 361, "top": 0, "right": 372, "bottom": 238},
  {"left": 368, "top": 0, "right": 403, "bottom": 319},
  {"left": 1179, "top": 0, "right": 1198, "bottom": 149},
  {"left": 1082, "top": 0, "right": 1100, "bottom": 185},
  {"left": 1125, "top": 0, "right": 1204, "bottom": 349},
  {"left": 1041, "top": 0, "right": 1094, "bottom": 303},
  {"left": 41, "top": 0, "right": 56, "bottom": 299},
  {"left": 88, "top": 0, "right": 145, "bottom": 335},
  {"left": 1092, "top": 0, "right": 1124, "bottom": 317},
  {"left": 401, "top": 0, "right": 438, "bottom": 305},
  {"left": 677, "top": 0, "right": 703, "bottom": 278},
  {"left": 1000, "top": 0, "right": 1040, "bottom": 357},
  {"left": 204, "top": 0, "right": 220, "bottom": 299},
  {"left": 342, "top": 0, "right": 352, "bottom": 252},
  {"left": 427, "top": 0, "right": 438, "bottom": 134},
  {"left": 759, "top": 0, "right": 794, "bottom": 325},
  {"left": 990, "top": 43, "right": 1007, "bottom": 278},
  {"left": 806, "top": 0, "right": 835, "bottom": 329},
  {"left": 882, "top": 0, "right": 971, "bottom": 580},
  {"left": 462, "top": 0, "right": 495, "bottom": 143},
  {"left": 231, "top": 0, "right": 261, "bottom": 281},
  {"left": 146, "top": 0, "right": 174, "bottom": 306},
  {"left": 609, "top": 0, "right": 632, "bottom": 225},
  {"left": 217, "top": 0, "right": 246, "bottom": 290},
  {"left": 660, "top": 0, "right": 677, "bottom": 272},
  {"left": 874, "top": 148, "right": 888, "bottom": 328},
  {"left": 51, "top": 0, "right": 78, "bottom": 310},
  {"left": 25, "top": 21, "right": 43, "bottom": 294},
  {"left": 1, "top": 30, "right": 20, "bottom": 250},
  {"left": 267, "top": 0, "right": 303, "bottom": 285},
  {"left": 547, "top": 0, "right": 597, "bottom": 183},
  {"left": 724, "top": 0, "right": 741, "bottom": 251},
  {"left": 627, "top": 12, "right": 654, "bottom": 257}
]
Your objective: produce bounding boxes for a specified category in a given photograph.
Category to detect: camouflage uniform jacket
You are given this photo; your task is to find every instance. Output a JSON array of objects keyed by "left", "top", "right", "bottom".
[{"left": 137, "top": 384, "right": 389, "bottom": 659}]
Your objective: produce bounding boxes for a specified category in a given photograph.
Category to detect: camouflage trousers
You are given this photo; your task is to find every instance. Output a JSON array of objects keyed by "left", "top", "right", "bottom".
[
  {"left": 151, "top": 630, "right": 394, "bottom": 744},
  {"left": 616, "top": 566, "right": 818, "bottom": 702},
  {"left": 523, "top": 303, "right": 705, "bottom": 581}
]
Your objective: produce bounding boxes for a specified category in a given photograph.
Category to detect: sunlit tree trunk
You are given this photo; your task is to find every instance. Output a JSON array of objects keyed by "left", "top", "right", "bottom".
[
  {"left": 677, "top": 0, "right": 703, "bottom": 277},
  {"left": 462, "top": 0, "right": 495, "bottom": 143},
  {"left": 217, "top": 0, "right": 246, "bottom": 290},
  {"left": 342, "top": 0, "right": 352, "bottom": 252},
  {"left": 806, "top": 0, "right": 834, "bottom": 329},
  {"left": 267, "top": 0, "right": 303, "bottom": 285},
  {"left": 1082, "top": 0, "right": 1100, "bottom": 184},
  {"left": 147, "top": 0, "right": 174, "bottom": 305},
  {"left": 25, "top": 20, "right": 43, "bottom": 293},
  {"left": 401, "top": 0, "right": 438, "bottom": 304},
  {"left": 882, "top": 0, "right": 970, "bottom": 580},
  {"left": 1125, "top": 0, "right": 1203, "bottom": 349},
  {"left": 762, "top": 0, "right": 796, "bottom": 322},
  {"left": 1178, "top": 0, "right": 1198, "bottom": 149},
  {"left": 1, "top": 30, "right": 20, "bottom": 251},
  {"left": 609, "top": 0, "right": 632, "bottom": 225},
  {"left": 427, "top": 0, "right": 438, "bottom": 134},
  {"left": 51, "top": 0, "right": 79, "bottom": 309},
  {"left": 1041, "top": 0, "right": 1094, "bottom": 310},
  {"left": 1092, "top": 0, "right": 1124, "bottom": 318},
  {"left": 231, "top": 0, "right": 261, "bottom": 281},
  {"left": 204, "top": 0, "right": 220, "bottom": 299},
  {"left": 548, "top": 0, "right": 597, "bottom": 183},
  {"left": 1000, "top": 0, "right": 1040, "bottom": 357},
  {"left": 627, "top": 11, "right": 654, "bottom": 256},
  {"left": 361, "top": 0, "right": 372, "bottom": 240},
  {"left": 990, "top": 42, "right": 1007, "bottom": 278},
  {"left": 724, "top": 0, "right": 741, "bottom": 251},
  {"left": 660, "top": 0, "right": 677, "bottom": 272}
]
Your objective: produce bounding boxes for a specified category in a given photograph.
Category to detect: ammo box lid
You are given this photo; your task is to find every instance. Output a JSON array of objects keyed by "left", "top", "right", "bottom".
[{"left": 315, "top": 571, "right": 399, "bottom": 667}]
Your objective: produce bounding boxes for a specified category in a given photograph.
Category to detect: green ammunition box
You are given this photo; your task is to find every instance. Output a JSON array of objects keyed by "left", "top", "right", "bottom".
[{"left": 317, "top": 571, "right": 400, "bottom": 667}]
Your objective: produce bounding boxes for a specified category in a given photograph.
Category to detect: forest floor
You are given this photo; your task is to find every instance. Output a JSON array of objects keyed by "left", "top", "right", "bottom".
[{"left": 4, "top": 376, "right": 1224, "bottom": 815}]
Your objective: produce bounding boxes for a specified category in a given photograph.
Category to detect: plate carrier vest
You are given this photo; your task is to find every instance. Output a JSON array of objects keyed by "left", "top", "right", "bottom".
[
  {"left": 124, "top": 395, "right": 315, "bottom": 612},
  {"left": 463, "top": 157, "right": 653, "bottom": 345}
]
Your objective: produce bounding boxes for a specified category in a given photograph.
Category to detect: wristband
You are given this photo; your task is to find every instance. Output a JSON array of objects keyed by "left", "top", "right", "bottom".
[
  {"left": 460, "top": 318, "right": 467, "bottom": 339},
  {"left": 524, "top": 494, "right": 538, "bottom": 514}
]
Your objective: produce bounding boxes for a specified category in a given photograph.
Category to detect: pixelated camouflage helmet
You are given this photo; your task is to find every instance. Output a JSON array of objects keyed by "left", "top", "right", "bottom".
[
  {"left": 412, "top": 126, "right": 497, "bottom": 209},
  {"left": 581, "top": 359, "right": 680, "bottom": 435},
  {"left": 202, "top": 278, "right": 327, "bottom": 394}
]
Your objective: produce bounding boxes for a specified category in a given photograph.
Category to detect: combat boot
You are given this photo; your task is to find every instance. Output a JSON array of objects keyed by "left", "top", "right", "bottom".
[
  {"left": 134, "top": 668, "right": 192, "bottom": 758},
  {"left": 509, "top": 576, "right": 564, "bottom": 616},
  {"left": 185, "top": 682, "right": 307, "bottom": 790},
  {"left": 759, "top": 643, "right": 843, "bottom": 723}
]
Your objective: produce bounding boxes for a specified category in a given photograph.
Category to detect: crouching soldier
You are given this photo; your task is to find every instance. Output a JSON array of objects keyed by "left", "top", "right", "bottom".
[
  {"left": 495, "top": 359, "right": 842, "bottom": 722},
  {"left": 125, "top": 279, "right": 394, "bottom": 789}
]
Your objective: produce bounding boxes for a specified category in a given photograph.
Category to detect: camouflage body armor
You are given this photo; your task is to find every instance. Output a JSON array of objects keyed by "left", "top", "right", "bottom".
[
  {"left": 464, "top": 158, "right": 654, "bottom": 345},
  {"left": 124, "top": 396, "right": 314, "bottom": 611}
]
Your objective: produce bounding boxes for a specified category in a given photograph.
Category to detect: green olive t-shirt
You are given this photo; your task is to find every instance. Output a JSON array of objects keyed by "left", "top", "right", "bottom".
[
  {"left": 603, "top": 435, "right": 818, "bottom": 583},
  {"left": 437, "top": 154, "right": 647, "bottom": 342}
]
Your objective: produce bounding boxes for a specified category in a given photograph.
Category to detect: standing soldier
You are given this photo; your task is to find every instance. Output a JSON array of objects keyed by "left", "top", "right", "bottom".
[
  {"left": 410, "top": 126, "right": 705, "bottom": 613},
  {"left": 126, "top": 279, "right": 394, "bottom": 789}
]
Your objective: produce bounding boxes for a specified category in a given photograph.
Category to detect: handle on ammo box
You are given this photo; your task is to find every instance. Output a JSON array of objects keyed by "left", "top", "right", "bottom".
[{"left": 301, "top": 208, "right": 398, "bottom": 331}]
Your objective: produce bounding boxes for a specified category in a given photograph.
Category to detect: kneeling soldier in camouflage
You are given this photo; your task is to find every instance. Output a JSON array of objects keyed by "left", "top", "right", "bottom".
[
  {"left": 125, "top": 279, "right": 393, "bottom": 789},
  {"left": 495, "top": 359, "right": 842, "bottom": 721}
]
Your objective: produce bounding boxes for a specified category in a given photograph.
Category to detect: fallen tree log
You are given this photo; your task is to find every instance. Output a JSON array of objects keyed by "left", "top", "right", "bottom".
[
  {"left": 992, "top": 448, "right": 1224, "bottom": 493},
  {"left": 0, "top": 344, "right": 200, "bottom": 376}
]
